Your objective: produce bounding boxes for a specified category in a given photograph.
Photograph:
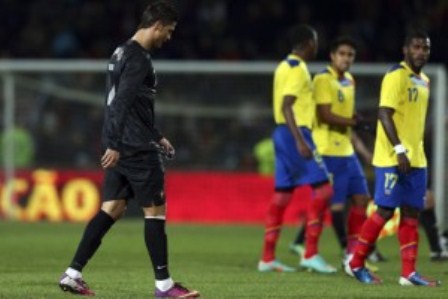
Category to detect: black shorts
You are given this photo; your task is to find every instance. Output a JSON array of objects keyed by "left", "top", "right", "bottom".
[{"left": 103, "top": 153, "right": 165, "bottom": 207}]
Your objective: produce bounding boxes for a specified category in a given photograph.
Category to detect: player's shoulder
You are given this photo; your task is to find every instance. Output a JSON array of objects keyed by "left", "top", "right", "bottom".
[
  {"left": 386, "top": 63, "right": 405, "bottom": 74},
  {"left": 383, "top": 63, "right": 406, "bottom": 82},
  {"left": 313, "top": 68, "right": 332, "bottom": 82},
  {"left": 120, "top": 40, "right": 152, "bottom": 64},
  {"left": 420, "top": 72, "right": 430, "bottom": 83},
  {"left": 278, "top": 54, "right": 305, "bottom": 70},
  {"left": 285, "top": 57, "right": 301, "bottom": 68},
  {"left": 345, "top": 71, "right": 354, "bottom": 81}
]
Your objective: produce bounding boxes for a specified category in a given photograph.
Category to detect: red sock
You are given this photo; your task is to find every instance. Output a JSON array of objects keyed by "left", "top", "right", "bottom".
[
  {"left": 350, "top": 212, "right": 386, "bottom": 269},
  {"left": 261, "top": 192, "right": 292, "bottom": 262},
  {"left": 399, "top": 217, "right": 419, "bottom": 277},
  {"left": 346, "top": 205, "right": 367, "bottom": 254},
  {"left": 304, "top": 183, "right": 333, "bottom": 258}
]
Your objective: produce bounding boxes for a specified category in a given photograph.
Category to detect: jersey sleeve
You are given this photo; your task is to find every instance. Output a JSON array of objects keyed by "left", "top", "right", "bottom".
[
  {"left": 313, "top": 75, "right": 332, "bottom": 105},
  {"left": 106, "top": 51, "right": 150, "bottom": 151},
  {"left": 281, "top": 66, "right": 304, "bottom": 97},
  {"left": 379, "top": 71, "right": 403, "bottom": 109}
]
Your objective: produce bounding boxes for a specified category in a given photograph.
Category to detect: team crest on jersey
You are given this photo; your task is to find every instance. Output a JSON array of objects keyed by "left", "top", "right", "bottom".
[
  {"left": 410, "top": 74, "right": 428, "bottom": 87},
  {"left": 339, "top": 77, "right": 352, "bottom": 87}
]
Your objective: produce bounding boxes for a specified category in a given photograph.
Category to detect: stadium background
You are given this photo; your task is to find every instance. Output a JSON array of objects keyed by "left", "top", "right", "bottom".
[{"left": 1, "top": 0, "right": 447, "bottom": 224}]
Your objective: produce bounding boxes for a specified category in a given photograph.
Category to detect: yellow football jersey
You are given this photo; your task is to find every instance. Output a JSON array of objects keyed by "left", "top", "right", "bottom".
[
  {"left": 273, "top": 54, "right": 314, "bottom": 129},
  {"left": 312, "top": 66, "right": 355, "bottom": 156},
  {"left": 373, "top": 61, "right": 429, "bottom": 167}
]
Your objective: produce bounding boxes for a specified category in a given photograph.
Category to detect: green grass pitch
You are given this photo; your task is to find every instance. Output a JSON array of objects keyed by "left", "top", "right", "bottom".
[{"left": 0, "top": 220, "right": 446, "bottom": 298}]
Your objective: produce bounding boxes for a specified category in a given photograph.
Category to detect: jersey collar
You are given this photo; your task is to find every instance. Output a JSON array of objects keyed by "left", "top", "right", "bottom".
[
  {"left": 401, "top": 61, "right": 421, "bottom": 76},
  {"left": 328, "top": 65, "right": 349, "bottom": 82},
  {"left": 288, "top": 53, "right": 303, "bottom": 62}
]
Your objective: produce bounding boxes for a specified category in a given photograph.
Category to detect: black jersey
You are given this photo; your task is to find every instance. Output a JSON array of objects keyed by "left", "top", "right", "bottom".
[{"left": 102, "top": 39, "right": 163, "bottom": 157}]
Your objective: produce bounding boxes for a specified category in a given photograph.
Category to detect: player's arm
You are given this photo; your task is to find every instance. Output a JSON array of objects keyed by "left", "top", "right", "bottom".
[
  {"left": 314, "top": 76, "right": 356, "bottom": 134},
  {"left": 351, "top": 131, "right": 372, "bottom": 164},
  {"left": 317, "top": 104, "right": 357, "bottom": 126},
  {"left": 102, "top": 52, "right": 149, "bottom": 168},
  {"left": 282, "top": 96, "right": 312, "bottom": 159},
  {"left": 378, "top": 72, "right": 410, "bottom": 173}
]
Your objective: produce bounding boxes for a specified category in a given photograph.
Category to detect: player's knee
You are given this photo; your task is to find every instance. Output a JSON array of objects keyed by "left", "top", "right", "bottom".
[
  {"left": 424, "top": 190, "right": 434, "bottom": 210},
  {"left": 313, "top": 182, "right": 333, "bottom": 200},
  {"left": 401, "top": 206, "right": 420, "bottom": 219},
  {"left": 351, "top": 194, "right": 370, "bottom": 208},
  {"left": 273, "top": 189, "right": 293, "bottom": 207},
  {"left": 376, "top": 205, "right": 395, "bottom": 221},
  {"left": 101, "top": 200, "right": 127, "bottom": 220},
  {"left": 330, "top": 203, "right": 344, "bottom": 212},
  {"left": 143, "top": 203, "right": 166, "bottom": 218}
]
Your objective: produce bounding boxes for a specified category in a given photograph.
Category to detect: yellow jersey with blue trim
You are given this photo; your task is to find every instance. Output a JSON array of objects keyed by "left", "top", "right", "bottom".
[
  {"left": 312, "top": 66, "right": 355, "bottom": 156},
  {"left": 273, "top": 54, "right": 314, "bottom": 129},
  {"left": 373, "top": 61, "right": 429, "bottom": 167}
]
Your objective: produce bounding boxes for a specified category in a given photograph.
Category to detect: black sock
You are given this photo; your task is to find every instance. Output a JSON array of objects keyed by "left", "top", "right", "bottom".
[
  {"left": 420, "top": 209, "right": 442, "bottom": 252},
  {"left": 331, "top": 210, "right": 347, "bottom": 250},
  {"left": 69, "top": 210, "right": 115, "bottom": 271},
  {"left": 145, "top": 218, "right": 170, "bottom": 280},
  {"left": 294, "top": 225, "right": 306, "bottom": 245}
]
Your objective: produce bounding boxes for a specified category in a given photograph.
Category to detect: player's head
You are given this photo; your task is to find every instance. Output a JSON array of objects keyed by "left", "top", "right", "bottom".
[
  {"left": 403, "top": 29, "right": 430, "bottom": 72},
  {"left": 288, "top": 25, "right": 318, "bottom": 60},
  {"left": 138, "top": 1, "right": 178, "bottom": 48},
  {"left": 329, "top": 36, "right": 356, "bottom": 73}
]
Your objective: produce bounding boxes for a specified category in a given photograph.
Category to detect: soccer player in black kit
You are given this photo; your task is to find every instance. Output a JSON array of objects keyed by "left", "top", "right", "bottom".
[{"left": 58, "top": 1, "right": 199, "bottom": 298}]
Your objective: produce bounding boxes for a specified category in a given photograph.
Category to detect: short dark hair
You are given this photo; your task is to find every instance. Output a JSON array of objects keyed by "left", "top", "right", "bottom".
[
  {"left": 404, "top": 29, "right": 429, "bottom": 46},
  {"left": 329, "top": 36, "right": 357, "bottom": 53},
  {"left": 288, "top": 25, "right": 316, "bottom": 50},
  {"left": 138, "top": 1, "right": 178, "bottom": 29}
]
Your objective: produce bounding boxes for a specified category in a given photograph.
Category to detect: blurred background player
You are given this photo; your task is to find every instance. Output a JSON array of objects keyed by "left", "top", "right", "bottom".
[
  {"left": 288, "top": 36, "right": 377, "bottom": 271},
  {"left": 258, "top": 24, "right": 336, "bottom": 274},
  {"left": 58, "top": 1, "right": 199, "bottom": 297},
  {"left": 346, "top": 30, "right": 440, "bottom": 286},
  {"left": 419, "top": 125, "right": 448, "bottom": 261}
]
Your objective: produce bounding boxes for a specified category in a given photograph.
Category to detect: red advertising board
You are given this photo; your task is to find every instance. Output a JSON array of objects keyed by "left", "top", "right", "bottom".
[{"left": 0, "top": 170, "right": 311, "bottom": 224}]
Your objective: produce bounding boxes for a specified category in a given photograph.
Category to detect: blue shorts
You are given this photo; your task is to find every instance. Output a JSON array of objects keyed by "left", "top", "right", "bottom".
[
  {"left": 323, "top": 155, "right": 369, "bottom": 204},
  {"left": 273, "top": 125, "right": 329, "bottom": 189},
  {"left": 374, "top": 167, "right": 427, "bottom": 210}
]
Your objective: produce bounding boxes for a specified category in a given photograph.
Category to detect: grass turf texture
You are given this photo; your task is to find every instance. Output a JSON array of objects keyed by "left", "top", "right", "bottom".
[{"left": 0, "top": 220, "right": 446, "bottom": 298}]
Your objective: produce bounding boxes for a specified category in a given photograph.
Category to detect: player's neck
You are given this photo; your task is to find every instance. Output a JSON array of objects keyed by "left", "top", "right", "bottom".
[
  {"left": 132, "top": 30, "right": 154, "bottom": 50},
  {"left": 291, "top": 49, "right": 308, "bottom": 61},
  {"left": 404, "top": 59, "right": 422, "bottom": 75},
  {"left": 330, "top": 64, "right": 344, "bottom": 79}
]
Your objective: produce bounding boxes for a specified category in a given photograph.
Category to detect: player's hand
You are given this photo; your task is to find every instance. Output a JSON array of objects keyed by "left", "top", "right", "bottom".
[
  {"left": 329, "top": 124, "right": 348, "bottom": 134},
  {"left": 101, "top": 148, "right": 120, "bottom": 169},
  {"left": 296, "top": 141, "right": 313, "bottom": 159},
  {"left": 397, "top": 153, "right": 411, "bottom": 174},
  {"left": 159, "top": 137, "right": 175, "bottom": 158}
]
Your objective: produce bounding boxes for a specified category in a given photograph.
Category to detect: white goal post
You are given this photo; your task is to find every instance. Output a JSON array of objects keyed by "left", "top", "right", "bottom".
[{"left": 1, "top": 60, "right": 446, "bottom": 229}]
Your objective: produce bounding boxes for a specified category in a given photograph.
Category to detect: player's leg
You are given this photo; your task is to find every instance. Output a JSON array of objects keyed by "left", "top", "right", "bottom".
[
  {"left": 259, "top": 188, "right": 297, "bottom": 271},
  {"left": 300, "top": 180, "right": 336, "bottom": 273},
  {"left": 420, "top": 190, "right": 447, "bottom": 261},
  {"left": 322, "top": 156, "right": 350, "bottom": 254},
  {"left": 346, "top": 155, "right": 370, "bottom": 256},
  {"left": 289, "top": 223, "right": 306, "bottom": 256},
  {"left": 297, "top": 131, "right": 336, "bottom": 273},
  {"left": 134, "top": 159, "right": 199, "bottom": 298},
  {"left": 59, "top": 168, "right": 129, "bottom": 295},
  {"left": 259, "top": 126, "right": 300, "bottom": 272},
  {"left": 397, "top": 168, "right": 440, "bottom": 286},
  {"left": 347, "top": 166, "right": 397, "bottom": 284}
]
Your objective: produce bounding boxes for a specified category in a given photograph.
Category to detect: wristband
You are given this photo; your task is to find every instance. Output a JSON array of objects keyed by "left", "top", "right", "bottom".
[{"left": 393, "top": 144, "right": 407, "bottom": 154}]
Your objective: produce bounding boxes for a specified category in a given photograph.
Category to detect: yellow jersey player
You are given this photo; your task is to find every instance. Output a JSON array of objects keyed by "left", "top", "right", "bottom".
[
  {"left": 290, "top": 36, "right": 374, "bottom": 268},
  {"left": 347, "top": 30, "right": 440, "bottom": 286},
  {"left": 258, "top": 25, "right": 336, "bottom": 274}
]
